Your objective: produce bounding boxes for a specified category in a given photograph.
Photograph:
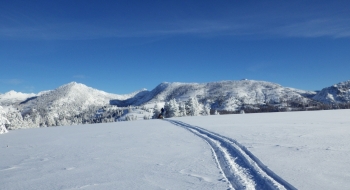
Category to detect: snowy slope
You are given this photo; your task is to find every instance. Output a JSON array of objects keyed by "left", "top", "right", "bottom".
[
  {"left": 111, "top": 80, "right": 316, "bottom": 110},
  {"left": 313, "top": 80, "right": 350, "bottom": 103},
  {"left": 1, "top": 110, "right": 349, "bottom": 189}
]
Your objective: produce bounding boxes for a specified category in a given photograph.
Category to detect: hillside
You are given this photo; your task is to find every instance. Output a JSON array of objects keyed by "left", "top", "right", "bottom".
[
  {"left": 313, "top": 80, "right": 350, "bottom": 104},
  {"left": 18, "top": 82, "right": 137, "bottom": 116},
  {"left": 0, "top": 91, "right": 36, "bottom": 107},
  {"left": 111, "top": 80, "right": 317, "bottom": 111},
  {"left": 4, "top": 82, "right": 143, "bottom": 129},
  {"left": 2, "top": 79, "right": 350, "bottom": 130}
]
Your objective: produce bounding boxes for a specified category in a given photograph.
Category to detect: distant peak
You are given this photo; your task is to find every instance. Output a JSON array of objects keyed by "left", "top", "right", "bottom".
[
  {"left": 4, "top": 90, "right": 35, "bottom": 96},
  {"left": 60, "top": 81, "right": 85, "bottom": 88},
  {"left": 334, "top": 80, "right": 350, "bottom": 87},
  {"left": 66, "top": 81, "right": 79, "bottom": 86},
  {"left": 54, "top": 82, "right": 90, "bottom": 93},
  {"left": 6, "top": 90, "right": 17, "bottom": 94},
  {"left": 139, "top": 88, "right": 148, "bottom": 91}
]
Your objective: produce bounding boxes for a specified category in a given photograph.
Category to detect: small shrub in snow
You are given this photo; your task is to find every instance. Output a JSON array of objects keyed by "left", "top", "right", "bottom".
[
  {"left": 125, "top": 115, "right": 137, "bottom": 121},
  {"left": 214, "top": 110, "right": 220, "bottom": 115},
  {"left": 128, "top": 106, "right": 133, "bottom": 113}
]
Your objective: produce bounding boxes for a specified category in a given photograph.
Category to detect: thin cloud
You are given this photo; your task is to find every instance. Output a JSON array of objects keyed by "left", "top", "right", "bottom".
[
  {"left": 1, "top": 14, "right": 350, "bottom": 40},
  {"left": 272, "top": 18, "right": 350, "bottom": 38},
  {"left": 0, "top": 79, "right": 23, "bottom": 85}
]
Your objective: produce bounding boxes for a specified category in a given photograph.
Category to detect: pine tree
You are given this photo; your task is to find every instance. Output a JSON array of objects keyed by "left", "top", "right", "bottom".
[
  {"left": 0, "top": 106, "right": 10, "bottom": 134},
  {"left": 164, "top": 99, "right": 179, "bottom": 118},
  {"left": 152, "top": 104, "right": 161, "bottom": 119},
  {"left": 23, "top": 114, "right": 35, "bottom": 128},
  {"left": 203, "top": 103, "right": 211, "bottom": 115},
  {"left": 186, "top": 97, "right": 202, "bottom": 116},
  {"left": 179, "top": 103, "right": 187, "bottom": 117},
  {"left": 6, "top": 110, "right": 23, "bottom": 130}
]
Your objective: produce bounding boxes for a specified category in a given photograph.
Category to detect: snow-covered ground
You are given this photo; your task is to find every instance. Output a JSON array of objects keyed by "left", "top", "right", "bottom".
[
  {"left": 173, "top": 110, "right": 350, "bottom": 190},
  {"left": 0, "top": 120, "right": 229, "bottom": 190},
  {"left": 1, "top": 110, "right": 349, "bottom": 189}
]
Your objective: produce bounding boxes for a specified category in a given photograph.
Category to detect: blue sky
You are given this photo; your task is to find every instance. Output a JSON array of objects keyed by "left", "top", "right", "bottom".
[{"left": 1, "top": 0, "right": 350, "bottom": 94}]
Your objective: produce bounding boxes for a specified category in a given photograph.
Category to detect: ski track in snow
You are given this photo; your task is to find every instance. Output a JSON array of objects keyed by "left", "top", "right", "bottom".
[{"left": 166, "top": 119, "right": 297, "bottom": 190}]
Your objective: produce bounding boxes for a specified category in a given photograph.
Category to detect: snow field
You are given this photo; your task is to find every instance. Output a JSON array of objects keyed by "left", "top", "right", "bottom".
[
  {"left": 174, "top": 109, "right": 350, "bottom": 190},
  {"left": 1, "top": 109, "right": 349, "bottom": 190},
  {"left": 167, "top": 120, "right": 295, "bottom": 190},
  {"left": 0, "top": 120, "right": 229, "bottom": 190}
]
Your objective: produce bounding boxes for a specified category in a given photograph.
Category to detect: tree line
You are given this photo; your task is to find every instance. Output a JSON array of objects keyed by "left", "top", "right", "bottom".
[{"left": 1, "top": 98, "right": 350, "bottom": 131}]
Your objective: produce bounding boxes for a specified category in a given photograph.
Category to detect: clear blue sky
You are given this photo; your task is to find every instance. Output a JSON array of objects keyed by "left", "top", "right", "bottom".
[{"left": 1, "top": 0, "right": 350, "bottom": 94}]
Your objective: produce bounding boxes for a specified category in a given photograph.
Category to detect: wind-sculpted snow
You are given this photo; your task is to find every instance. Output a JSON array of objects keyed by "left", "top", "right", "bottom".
[{"left": 167, "top": 119, "right": 297, "bottom": 190}]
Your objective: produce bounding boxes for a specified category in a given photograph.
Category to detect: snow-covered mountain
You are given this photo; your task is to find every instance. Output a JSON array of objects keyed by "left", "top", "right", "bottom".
[
  {"left": 2, "top": 79, "right": 350, "bottom": 130},
  {"left": 111, "top": 80, "right": 317, "bottom": 111},
  {"left": 18, "top": 82, "right": 139, "bottom": 116},
  {"left": 313, "top": 80, "right": 350, "bottom": 104},
  {"left": 0, "top": 90, "right": 36, "bottom": 106}
]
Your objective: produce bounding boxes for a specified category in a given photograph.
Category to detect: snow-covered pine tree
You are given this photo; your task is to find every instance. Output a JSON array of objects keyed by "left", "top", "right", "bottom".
[
  {"left": 128, "top": 105, "right": 133, "bottom": 113},
  {"left": 179, "top": 103, "right": 186, "bottom": 117},
  {"left": 186, "top": 97, "right": 202, "bottom": 116},
  {"left": 163, "top": 102, "right": 170, "bottom": 117},
  {"left": 30, "top": 109, "right": 44, "bottom": 127},
  {"left": 203, "top": 103, "right": 211, "bottom": 115},
  {"left": 164, "top": 99, "right": 179, "bottom": 118},
  {"left": 22, "top": 114, "right": 36, "bottom": 128},
  {"left": 152, "top": 104, "right": 161, "bottom": 119},
  {"left": 0, "top": 106, "right": 10, "bottom": 134},
  {"left": 6, "top": 110, "right": 23, "bottom": 130}
]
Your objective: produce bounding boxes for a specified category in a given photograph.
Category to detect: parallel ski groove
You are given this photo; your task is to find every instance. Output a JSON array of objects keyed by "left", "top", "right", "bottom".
[{"left": 166, "top": 119, "right": 297, "bottom": 190}]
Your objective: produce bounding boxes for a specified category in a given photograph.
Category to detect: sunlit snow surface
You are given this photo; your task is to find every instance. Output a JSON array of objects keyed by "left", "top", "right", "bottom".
[
  {"left": 174, "top": 109, "right": 350, "bottom": 190},
  {"left": 1, "top": 110, "right": 350, "bottom": 189},
  {"left": 1, "top": 120, "right": 228, "bottom": 190}
]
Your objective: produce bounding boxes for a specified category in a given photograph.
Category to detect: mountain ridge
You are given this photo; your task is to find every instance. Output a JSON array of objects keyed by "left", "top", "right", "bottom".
[
  {"left": 312, "top": 80, "right": 350, "bottom": 104},
  {"left": 2, "top": 79, "right": 350, "bottom": 114},
  {"left": 111, "top": 80, "right": 318, "bottom": 111},
  {"left": 1, "top": 79, "right": 349, "bottom": 130}
]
